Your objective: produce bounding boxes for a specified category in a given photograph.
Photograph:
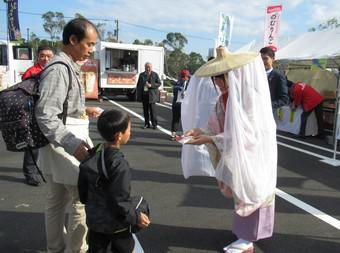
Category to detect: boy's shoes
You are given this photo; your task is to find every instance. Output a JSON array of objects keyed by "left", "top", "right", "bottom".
[
  {"left": 152, "top": 125, "right": 157, "bottom": 130},
  {"left": 142, "top": 125, "right": 150, "bottom": 129},
  {"left": 25, "top": 176, "right": 40, "bottom": 186}
]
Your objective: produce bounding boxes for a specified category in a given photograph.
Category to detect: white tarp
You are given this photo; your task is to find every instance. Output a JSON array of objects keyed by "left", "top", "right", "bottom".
[{"left": 276, "top": 29, "right": 340, "bottom": 62}]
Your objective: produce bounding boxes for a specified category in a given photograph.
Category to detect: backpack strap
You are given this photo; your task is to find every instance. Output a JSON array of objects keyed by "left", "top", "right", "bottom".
[{"left": 39, "top": 61, "right": 73, "bottom": 125}]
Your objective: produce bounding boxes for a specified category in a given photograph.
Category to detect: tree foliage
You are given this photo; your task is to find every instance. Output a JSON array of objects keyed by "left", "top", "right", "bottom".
[
  {"left": 162, "top": 32, "right": 188, "bottom": 51},
  {"left": 308, "top": 17, "right": 340, "bottom": 32},
  {"left": 187, "top": 52, "right": 205, "bottom": 75},
  {"left": 132, "top": 39, "right": 154, "bottom": 45},
  {"left": 42, "top": 11, "right": 65, "bottom": 44}
]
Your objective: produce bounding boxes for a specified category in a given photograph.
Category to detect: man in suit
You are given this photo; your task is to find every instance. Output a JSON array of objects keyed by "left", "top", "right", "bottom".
[
  {"left": 260, "top": 47, "right": 289, "bottom": 111},
  {"left": 137, "top": 62, "right": 161, "bottom": 129}
]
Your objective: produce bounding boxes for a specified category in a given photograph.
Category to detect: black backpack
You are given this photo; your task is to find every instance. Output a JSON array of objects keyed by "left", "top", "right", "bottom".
[{"left": 0, "top": 61, "right": 71, "bottom": 152}]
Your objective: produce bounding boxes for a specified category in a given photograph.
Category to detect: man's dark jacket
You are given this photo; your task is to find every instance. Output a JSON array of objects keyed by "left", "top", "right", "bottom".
[
  {"left": 78, "top": 144, "right": 138, "bottom": 234},
  {"left": 267, "top": 69, "right": 289, "bottom": 110},
  {"left": 136, "top": 71, "right": 161, "bottom": 103}
]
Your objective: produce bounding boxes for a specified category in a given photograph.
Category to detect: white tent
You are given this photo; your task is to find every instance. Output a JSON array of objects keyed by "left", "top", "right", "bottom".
[
  {"left": 275, "top": 29, "right": 340, "bottom": 166},
  {"left": 276, "top": 29, "right": 340, "bottom": 67}
]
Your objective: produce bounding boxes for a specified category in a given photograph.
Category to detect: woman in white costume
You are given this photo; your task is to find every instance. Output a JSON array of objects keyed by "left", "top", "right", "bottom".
[{"left": 185, "top": 46, "right": 277, "bottom": 253}]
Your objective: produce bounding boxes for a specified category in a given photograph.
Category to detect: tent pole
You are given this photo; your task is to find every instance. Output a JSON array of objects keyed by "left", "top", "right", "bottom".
[
  {"left": 333, "top": 68, "right": 340, "bottom": 160},
  {"left": 321, "top": 67, "right": 340, "bottom": 166}
]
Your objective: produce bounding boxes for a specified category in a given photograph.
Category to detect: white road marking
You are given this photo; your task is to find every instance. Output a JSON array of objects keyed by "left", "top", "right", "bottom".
[
  {"left": 277, "top": 134, "right": 340, "bottom": 155},
  {"left": 104, "top": 97, "right": 340, "bottom": 230},
  {"left": 156, "top": 102, "right": 172, "bottom": 109},
  {"left": 276, "top": 189, "right": 340, "bottom": 230}
]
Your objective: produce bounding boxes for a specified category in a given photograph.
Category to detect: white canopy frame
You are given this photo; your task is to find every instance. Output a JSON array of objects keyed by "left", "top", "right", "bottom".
[{"left": 275, "top": 29, "right": 340, "bottom": 166}]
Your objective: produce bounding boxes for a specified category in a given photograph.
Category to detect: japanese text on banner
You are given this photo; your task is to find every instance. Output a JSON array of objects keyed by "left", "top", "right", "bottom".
[{"left": 264, "top": 5, "right": 282, "bottom": 51}]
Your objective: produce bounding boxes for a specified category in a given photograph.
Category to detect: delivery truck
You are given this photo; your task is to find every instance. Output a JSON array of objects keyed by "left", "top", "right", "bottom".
[
  {"left": 94, "top": 41, "right": 165, "bottom": 100},
  {"left": 0, "top": 40, "right": 33, "bottom": 90}
]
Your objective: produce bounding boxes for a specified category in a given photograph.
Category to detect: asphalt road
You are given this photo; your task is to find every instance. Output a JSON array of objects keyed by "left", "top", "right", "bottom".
[{"left": 1, "top": 96, "right": 340, "bottom": 253}]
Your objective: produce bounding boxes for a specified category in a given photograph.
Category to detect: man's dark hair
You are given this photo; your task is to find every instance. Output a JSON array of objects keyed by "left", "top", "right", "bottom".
[
  {"left": 62, "top": 18, "right": 98, "bottom": 45},
  {"left": 37, "top": 45, "right": 53, "bottom": 54},
  {"left": 97, "top": 109, "right": 131, "bottom": 142},
  {"left": 260, "top": 47, "right": 275, "bottom": 59}
]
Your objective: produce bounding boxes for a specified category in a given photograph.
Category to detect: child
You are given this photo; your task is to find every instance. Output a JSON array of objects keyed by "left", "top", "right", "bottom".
[{"left": 78, "top": 109, "right": 150, "bottom": 253}]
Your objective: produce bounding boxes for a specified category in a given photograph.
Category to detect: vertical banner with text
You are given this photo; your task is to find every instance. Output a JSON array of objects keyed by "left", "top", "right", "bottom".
[
  {"left": 217, "top": 13, "right": 234, "bottom": 48},
  {"left": 264, "top": 5, "right": 282, "bottom": 51},
  {"left": 7, "top": 0, "right": 21, "bottom": 41}
]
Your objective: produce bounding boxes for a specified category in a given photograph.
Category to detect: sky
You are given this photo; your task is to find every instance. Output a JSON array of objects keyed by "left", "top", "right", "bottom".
[{"left": 0, "top": 0, "right": 339, "bottom": 58}]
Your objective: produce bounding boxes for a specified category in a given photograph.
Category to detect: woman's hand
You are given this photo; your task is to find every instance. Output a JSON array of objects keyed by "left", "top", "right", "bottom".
[
  {"left": 184, "top": 128, "right": 203, "bottom": 137},
  {"left": 186, "top": 135, "right": 213, "bottom": 145}
]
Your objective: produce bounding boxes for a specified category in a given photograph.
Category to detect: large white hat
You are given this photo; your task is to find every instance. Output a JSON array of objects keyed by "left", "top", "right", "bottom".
[{"left": 194, "top": 46, "right": 258, "bottom": 77}]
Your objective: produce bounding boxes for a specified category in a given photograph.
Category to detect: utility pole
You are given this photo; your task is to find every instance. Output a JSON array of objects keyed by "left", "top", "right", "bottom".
[
  {"left": 27, "top": 28, "right": 29, "bottom": 42},
  {"left": 115, "top": 19, "right": 119, "bottom": 42}
]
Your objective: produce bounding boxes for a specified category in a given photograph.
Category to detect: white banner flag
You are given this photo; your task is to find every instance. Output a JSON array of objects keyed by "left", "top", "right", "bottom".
[
  {"left": 264, "top": 5, "right": 282, "bottom": 51},
  {"left": 217, "top": 13, "right": 234, "bottom": 48}
]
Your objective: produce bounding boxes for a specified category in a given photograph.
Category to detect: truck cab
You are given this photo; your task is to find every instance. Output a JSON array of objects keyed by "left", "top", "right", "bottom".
[
  {"left": 95, "top": 41, "right": 165, "bottom": 100},
  {"left": 0, "top": 41, "right": 33, "bottom": 90}
]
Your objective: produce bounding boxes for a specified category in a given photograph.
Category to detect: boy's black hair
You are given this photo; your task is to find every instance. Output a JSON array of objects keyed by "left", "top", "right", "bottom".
[
  {"left": 97, "top": 109, "right": 131, "bottom": 142},
  {"left": 62, "top": 18, "right": 99, "bottom": 45},
  {"left": 260, "top": 47, "right": 275, "bottom": 59}
]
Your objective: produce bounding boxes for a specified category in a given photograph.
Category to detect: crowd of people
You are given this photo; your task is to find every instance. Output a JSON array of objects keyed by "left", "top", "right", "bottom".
[{"left": 15, "top": 14, "right": 328, "bottom": 253}]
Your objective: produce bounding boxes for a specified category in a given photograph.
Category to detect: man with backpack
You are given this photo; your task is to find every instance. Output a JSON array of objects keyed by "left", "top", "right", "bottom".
[
  {"left": 21, "top": 45, "right": 54, "bottom": 186},
  {"left": 34, "top": 18, "right": 100, "bottom": 253}
]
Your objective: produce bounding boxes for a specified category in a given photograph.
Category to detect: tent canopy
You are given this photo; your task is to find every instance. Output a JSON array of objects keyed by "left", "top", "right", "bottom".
[{"left": 275, "top": 29, "right": 340, "bottom": 68}]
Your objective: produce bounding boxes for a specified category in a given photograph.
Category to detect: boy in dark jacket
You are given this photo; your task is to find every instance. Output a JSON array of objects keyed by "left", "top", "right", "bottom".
[{"left": 78, "top": 109, "right": 150, "bottom": 253}]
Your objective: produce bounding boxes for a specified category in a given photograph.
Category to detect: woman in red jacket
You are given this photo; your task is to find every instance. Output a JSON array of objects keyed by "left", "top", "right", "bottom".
[{"left": 288, "top": 80, "right": 324, "bottom": 138}]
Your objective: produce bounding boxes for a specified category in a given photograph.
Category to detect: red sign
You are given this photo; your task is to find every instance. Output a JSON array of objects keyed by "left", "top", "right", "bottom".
[
  {"left": 264, "top": 5, "right": 283, "bottom": 51},
  {"left": 80, "top": 59, "right": 99, "bottom": 99},
  {"left": 107, "top": 73, "right": 137, "bottom": 85}
]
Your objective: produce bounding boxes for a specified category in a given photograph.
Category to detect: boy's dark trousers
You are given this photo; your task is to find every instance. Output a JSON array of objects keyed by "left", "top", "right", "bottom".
[
  {"left": 299, "top": 103, "right": 324, "bottom": 137},
  {"left": 87, "top": 230, "right": 135, "bottom": 253}
]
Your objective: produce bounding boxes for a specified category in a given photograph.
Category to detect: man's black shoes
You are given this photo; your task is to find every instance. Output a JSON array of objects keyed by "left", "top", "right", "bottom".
[{"left": 142, "top": 125, "right": 151, "bottom": 129}]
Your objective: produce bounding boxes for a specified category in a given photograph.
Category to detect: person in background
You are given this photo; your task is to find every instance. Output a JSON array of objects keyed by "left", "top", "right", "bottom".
[
  {"left": 260, "top": 47, "right": 289, "bottom": 112},
  {"left": 185, "top": 47, "right": 277, "bottom": 253},
  {"left": 170, "top": 69, "right": 190, "bottom": 140},
  {"left": 78, "top": 109, "right": 150, "bottom": 253},
  {"left": 136, "top": 62, "right": 161, "bottom": 129},
  {"left": 287, "top": 80, "right": 324, "bottom": 138},
  {"left": 35, "top": 18, "right": 100, "bottom": 253},
  {"left": 21, "top": 45, "right": 54, "bottom": 186}
]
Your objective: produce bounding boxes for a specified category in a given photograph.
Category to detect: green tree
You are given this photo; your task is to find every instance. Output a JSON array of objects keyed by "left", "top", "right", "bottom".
[
  {"left": 187, "top": 52, "right": 205, "bottom": 75},
  {"left": 28, "top": 32, "right": 40, "bottom": 55},
  {"left": 162, "top": 32, "right": 188, "bottom": 51},
  {"left": 106, "top": 31, "right": 117, "bottom": 42},
  {"left": 42, "top": 11, "right": 65, "bottom": 45},
  {"left": 96, "top": 22, "right": 106, "bottom": 40},
  {"left": 309, "top": 17, "right": 340, "bottom": 31},
  {"left": 143, "top": 39, "right": 153, "bottom": 46},
  {"left": 166, "top": 49, "right": 189, "bottom": 78},
  {"left": 132, "top": 39, "right": 153, "bottom": 45},
  {"left": 74, "top": 13, "right": 85, "bottom": 18}
]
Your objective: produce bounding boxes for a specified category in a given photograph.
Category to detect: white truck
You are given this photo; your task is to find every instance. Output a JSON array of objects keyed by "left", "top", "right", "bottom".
[
  {"left": 94, "top": 41, "right": 165, "bottom": 100},
  {"left": 0, "top": 40, "right": 33, "bottom": 90}
]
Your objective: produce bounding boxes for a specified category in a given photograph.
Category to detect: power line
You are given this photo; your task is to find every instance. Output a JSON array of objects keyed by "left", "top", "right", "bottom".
[{"left": 0, "top": 8, "right": 216, "bottom": 42}]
